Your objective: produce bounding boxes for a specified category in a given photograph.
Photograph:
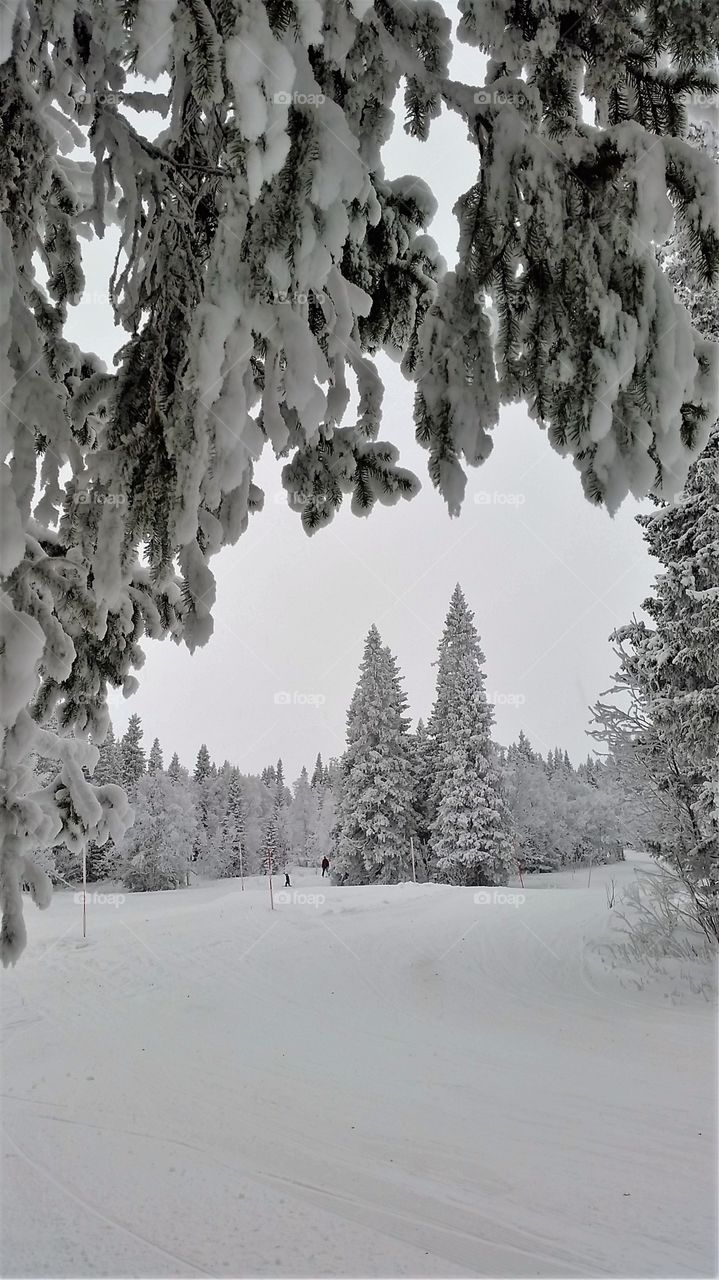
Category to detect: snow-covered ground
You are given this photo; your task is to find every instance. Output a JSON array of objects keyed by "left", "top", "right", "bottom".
[{"left": 2, "top": 853, "right": 716, "bottom": 1278}]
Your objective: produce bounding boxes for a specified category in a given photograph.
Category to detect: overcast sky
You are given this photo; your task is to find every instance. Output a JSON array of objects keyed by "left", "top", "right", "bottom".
[{"left": 64, "top": 24, "right": 656, "bottom": 781}]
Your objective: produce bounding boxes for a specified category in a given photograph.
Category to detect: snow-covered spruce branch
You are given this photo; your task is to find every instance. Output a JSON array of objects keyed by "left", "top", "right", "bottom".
[{"left": 1, "top": 0, "right": 718, "bottom": 961}]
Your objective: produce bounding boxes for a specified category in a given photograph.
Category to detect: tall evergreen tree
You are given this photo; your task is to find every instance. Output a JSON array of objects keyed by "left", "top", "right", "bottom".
[
  {"left": 592, "top": 123, "right": 719, "bottom": 942},
  {"left": 167, "top": 752, "right": 185, "bottom": 782},
  {"left": 147, "top": 738, "right": 164, "bottom": 774},
  {"left": 313, "top": 788, "right": 337, "bottom": 868},
  {"left": 333, "top": 627, "right": 416, "bottom": 884},
  {"left": 86, "top": 724, "right": 123, "bottom": 880},
  {"left": 426, "top": 586, "right": 513, "bottom": 886},
  {"left": 288, "top": 767, "right": 318, "bottom": 866},
  {"left": 261, "top": 805, "right": 281, "bottom": 877},
  {"left": 261, "top": 765, "right": 277, "bottom": 789},
  {"left": 503, "top": 744, "right": 561, "bottom": 873},
  {"left": 411, "top": 718, "right": 435, "bottom": 860},
  {"left": 118, "top": 715, "right": 146, "bottom": 789},
  {"left": 194, "top": 744, "right": 212, "bottom": 783},
  {"left": 223, "top": 773, "right": 247, "bottom": 878},
  {"left": 591, "top": 431, "right": 719, "bottom": 941},
  {"left": 93, "top": 726, "right": 120, "bottom": 786},
  {"left": 325, "top": 759, "right": 341, "bottom": 791},
  {"left": 311, "top": 753, "right": 326, "bottom": 790},
  {"left": 275, "top": 758, "right": 291, "bottom": 807},
  {"left": 118, "top": 773, "right": 197, "bottom": 892}
]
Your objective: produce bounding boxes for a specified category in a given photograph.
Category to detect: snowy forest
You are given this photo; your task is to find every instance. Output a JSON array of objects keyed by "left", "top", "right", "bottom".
[
  {"left": 2, "top": 2, "right": 718, "bottom": 1276},
  {"left": 1, "top": 0, "right": 718, "bottom": 969},
  {"left": 31, "top": 584, "right": 632, "bottom": 894}
]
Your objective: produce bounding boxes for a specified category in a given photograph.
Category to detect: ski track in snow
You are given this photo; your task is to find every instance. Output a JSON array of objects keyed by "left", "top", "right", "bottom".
[{"left": 1, "top": 853, "right": 716, "bottom": 1277}]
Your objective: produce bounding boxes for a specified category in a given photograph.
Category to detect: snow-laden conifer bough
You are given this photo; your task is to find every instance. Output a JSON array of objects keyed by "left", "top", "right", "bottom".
[{"left": 1, "top": 0, "right": 717, "bottom": 962}]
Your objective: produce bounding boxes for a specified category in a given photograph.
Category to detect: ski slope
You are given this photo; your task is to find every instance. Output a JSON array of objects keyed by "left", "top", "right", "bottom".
[{"left": 1, "top": 853, "right": 716, "bottom": 1277}]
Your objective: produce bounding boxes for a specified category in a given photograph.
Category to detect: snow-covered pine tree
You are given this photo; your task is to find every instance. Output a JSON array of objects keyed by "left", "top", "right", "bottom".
[
  {"left": 502, "top": 739, "right": 560, "bottom": 873},
  {"left": 242, "top": 775, "right": 273, "bottom": 875},
  {"left": 288, "top": 766, "right": 318, "bottom": 866},
  {"left": 85, "top": 723, "right": 124, "bottom": 880},
  {"left": 194, "top": 762, "right": 235, "bottom": 877},
  {"left": 269, "top": 760, "right": 291, "bottom": 868},
  {"left": 118, "top": 772, "right": 196, "bottom": 892},
  {"left": 261, "top": 765, "right": 277, "bottom": 790},
  {"left": 311, "top": 753, "right": 326, "bottom": 790},
  {"left": 410, "top": 717, "right": 435, "bottom": 875},
  {"left": 325, "top": 758, "right": 341, "bottom": 791},
  {"left": 25, "top": 714, "right": 68, "bottom": 884},
  {"left": 147, "top": 738, "right": 164, "bottom": 774},
  {"left": 426, "top": 586, "right": 513, "bottom": 886},
  {"left": 167, "top": 752, "right": 187, "bottom": 783},
  {"left": 261, "top": 804, "right": 281, "bottom": 877},
  {"left": 313, "top": 787, "right": 337, "bottom": 870},
  {"left": 511, "top": 730, "right": 534, "bottom": 764},
  {"left": 118, "top": 715, "right": 146, "bottom": 789},
  {"left": 502, "top": 735, "right": 627, "bottom": 873},
  {"left": 223, "top": 772, "right": 247, "bottom": 878},
  {"left": 563, "top": 765, "right": 625, "bottom": 868},
  {"left": 591, "top": 431, "right": 719, "bottom": 940},
  {"left": 194, "top": 744, "right": 213, "bottom": 784},
  {"left": 3, "top": 3, "right": 718, "bottom": 961},
  {"left": 592, "top": 120, "right": 719, "bottom": 940},
  {"left": 333, "top": 626, "right": 415, "bottom": 884},
  {"left": 93, "top": 726, "right": 119, "bottom": 786}
]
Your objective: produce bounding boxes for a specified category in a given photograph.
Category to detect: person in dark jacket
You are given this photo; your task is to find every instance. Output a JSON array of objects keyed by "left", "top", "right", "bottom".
[{"left": 321, "top": 857, "right": 329, "bottom": 878}]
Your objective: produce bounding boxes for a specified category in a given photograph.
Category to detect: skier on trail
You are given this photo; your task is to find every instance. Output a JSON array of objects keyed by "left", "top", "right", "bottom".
[
  {"left": 284, "top": 872, "right": 291, "bottom": 888},
  {"left": 321, "top": 856, "right": 329, "bottom": 878}
]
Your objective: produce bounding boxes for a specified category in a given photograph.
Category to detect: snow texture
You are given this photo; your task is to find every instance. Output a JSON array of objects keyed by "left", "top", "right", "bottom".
[{"left": 1, "top": 854, "right": 715, "bottom": 1277}]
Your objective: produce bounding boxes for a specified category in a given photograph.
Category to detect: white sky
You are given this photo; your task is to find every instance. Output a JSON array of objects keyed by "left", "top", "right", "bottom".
[{"left": 63, "top": 26, "right": 655, "bottom": 781}]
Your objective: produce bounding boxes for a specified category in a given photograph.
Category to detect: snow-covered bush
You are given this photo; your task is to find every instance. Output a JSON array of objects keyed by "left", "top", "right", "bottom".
[{"left": 611, "top": 866, "right": 715, "bottom": 964}]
